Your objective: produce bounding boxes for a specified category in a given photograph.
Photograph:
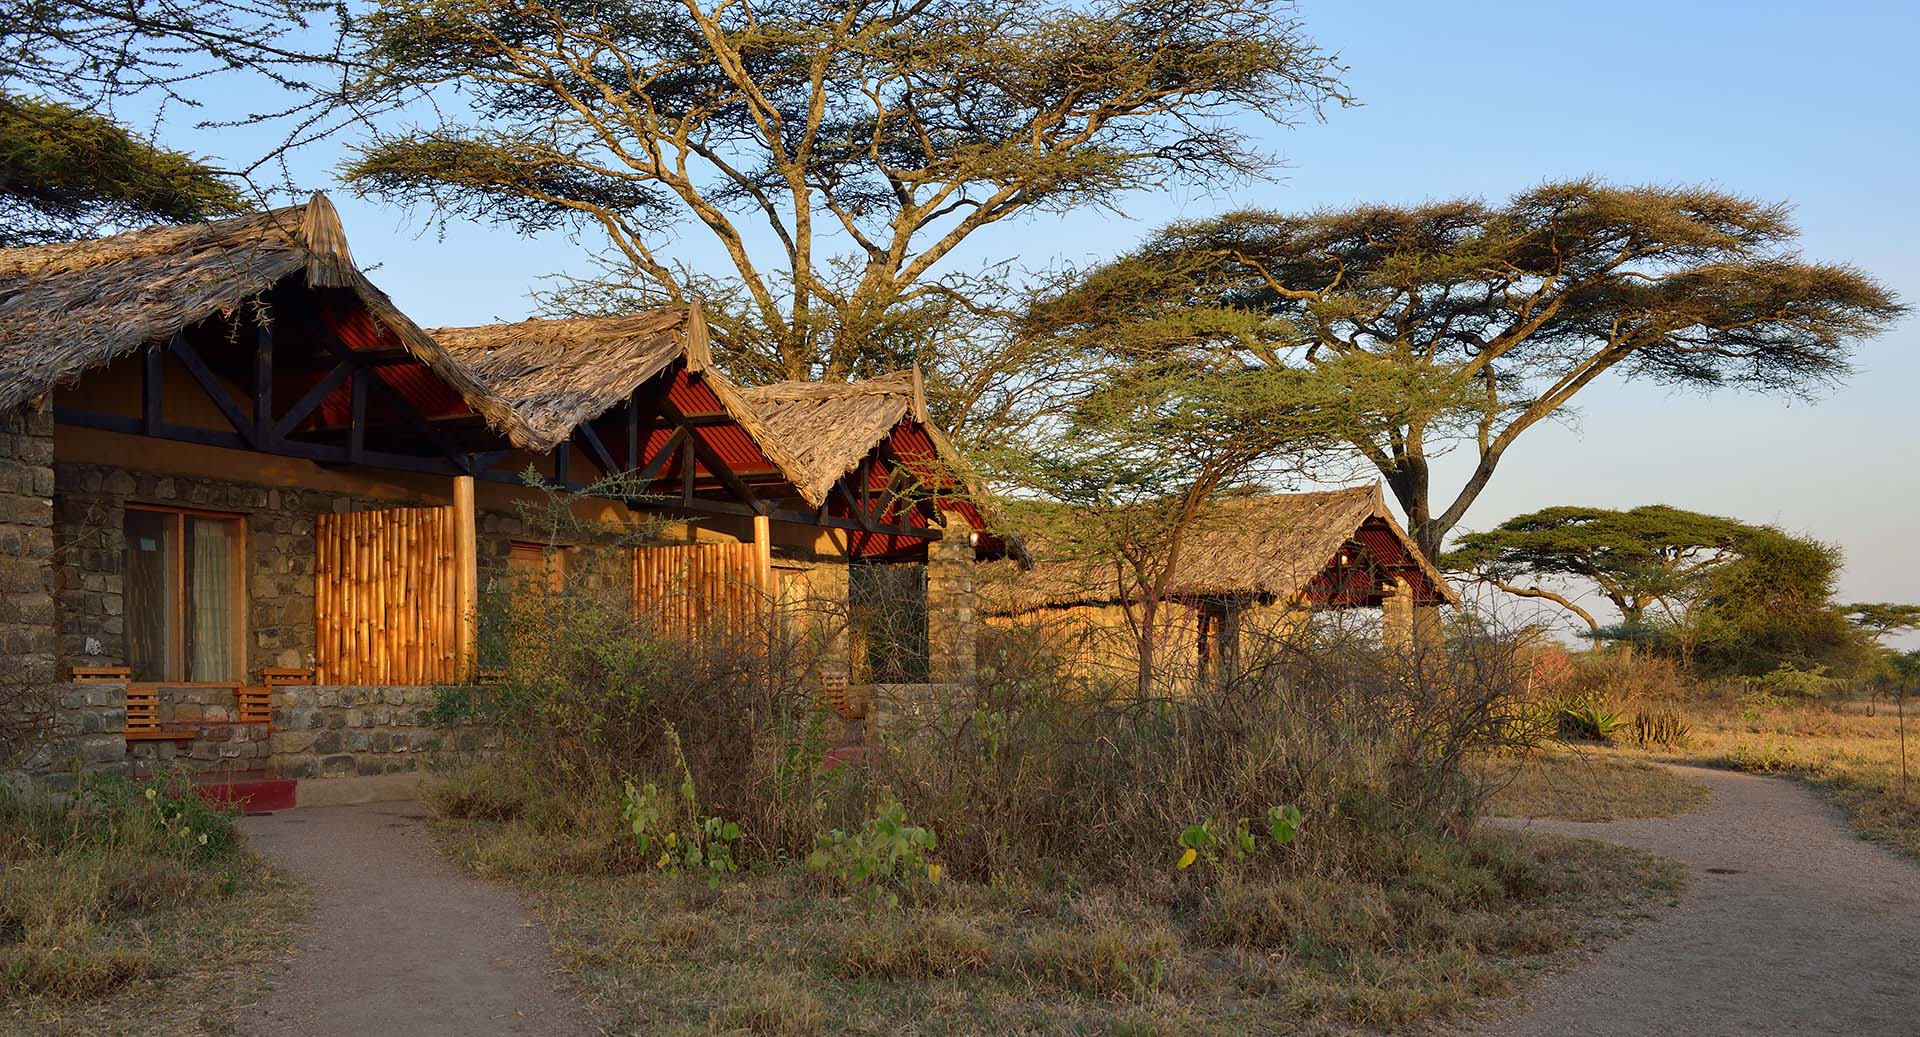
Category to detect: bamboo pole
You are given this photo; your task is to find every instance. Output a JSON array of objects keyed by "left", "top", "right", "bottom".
[
  {"left": 452, "top": 476, "right": 478, "bottom": 682},
  {"left": 753, "top": 513, "right": 773, "bottom": 635}
]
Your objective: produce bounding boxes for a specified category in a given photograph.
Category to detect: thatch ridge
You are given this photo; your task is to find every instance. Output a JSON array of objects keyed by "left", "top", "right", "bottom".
[
  {"left": 0, "top": 194, "right": 541, "bottom": 449},
  {"left": 984, "top": 484, "right": 1459, "bottom": 613},
  {"left": 431, "top": 310, "right": 692, "bottom": 451},
  {"left": 433, "top": 307, "right": 825, "bottom": 502},
  {"left": 739, "top": 370, "right": 921, "bottom": 503}
]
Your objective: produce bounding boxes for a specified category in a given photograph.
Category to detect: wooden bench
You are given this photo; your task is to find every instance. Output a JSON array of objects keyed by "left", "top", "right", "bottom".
[
  {"left": 69, "top": 666, "right": 131, "bottom": 683},
  {"left": 123, "top": 683, "right": 194, "bottom": 742},
  {"left": 246, "top": 669, "right": 312, "bottom": 726}
]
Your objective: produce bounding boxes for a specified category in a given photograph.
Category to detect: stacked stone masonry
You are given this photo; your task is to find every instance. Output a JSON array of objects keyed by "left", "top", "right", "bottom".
[
  {"left": 0, "top": 403, "right": 56, "bottom": 687},
  {"left": 271, "top": 684, "right": 498, "bottom": 780}
]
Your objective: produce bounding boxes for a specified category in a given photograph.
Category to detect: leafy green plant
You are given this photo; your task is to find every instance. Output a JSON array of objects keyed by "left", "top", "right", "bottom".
[
  {"left": 1556, "top": 705, "right": 1627, "bottom": 743},
  {"left": 1266, "top": 804, "right": 1303, "bottom": 846},
  {"left": 620, "top": 779, "right": 743, "bottom": 886},
  {"left": 71, "top": 774, "right": 240, "bottom": 861},
  {"left": 1757, "top": 662, "right": 1842, "bottom": 699},
  {"left": 1179, "top": 806, "right": 1304, "bottom": 869},
  {"left": 808, "top": 797, "right": 938, "bottom": 905}
]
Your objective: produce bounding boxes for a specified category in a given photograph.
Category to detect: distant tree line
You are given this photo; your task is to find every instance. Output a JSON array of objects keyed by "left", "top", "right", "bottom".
[{"left": 1446, "top": 503, "right": 1918, "bottom": 685}]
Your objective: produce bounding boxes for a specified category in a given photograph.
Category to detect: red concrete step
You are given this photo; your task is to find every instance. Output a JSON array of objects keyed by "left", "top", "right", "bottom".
[{"left": 190, "top": 772, "right": 297, "bottom": 813}]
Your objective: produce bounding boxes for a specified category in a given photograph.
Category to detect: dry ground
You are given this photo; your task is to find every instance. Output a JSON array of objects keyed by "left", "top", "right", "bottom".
[
  {"left": 1576, "top": 690, "right": 1920, "bottom": 858},
  {"left": 1470, "top": 764, "right": 1920, "bottom": 1037},
  {"left": 1671, "top": 693, "right": 1919, "bottom": 857},
  {"left": 0, "top": 816, "right": 306, "bottom": 1036},
  {"left": 238, "top": 801, "right": 591, "bottom": 1037},
  {"left": 1480, "top": 754, "right": 1710, "bottom": 822},
  {"left": 431, "top": 817, "right": 1683, "bottom": 1037}
]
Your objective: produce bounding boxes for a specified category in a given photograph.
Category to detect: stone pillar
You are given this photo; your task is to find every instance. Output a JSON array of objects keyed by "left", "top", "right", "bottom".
[
  {"left": 925, "top": 517, "right": 977, "bottom": 688},
  {"left": 1412, "top": 603, "right": 1445, "bottom": 654},
  {"left": 1381, "top": 575, "right": 1414, "bottom": 654},
  {"left": 0, "top": 401, "right": 56, "bottom": 687}
]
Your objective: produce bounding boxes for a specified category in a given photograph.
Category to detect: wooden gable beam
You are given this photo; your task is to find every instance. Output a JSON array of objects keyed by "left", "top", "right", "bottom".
[
  {"left": 575, "top": 422, "right": 621, "bottom": 480},
  {"left": 657, "top": 390, "right": 765, "bottom": 514},
  {"left": 142, "top": 342, "right": 163, "bottom": 436},
  {"left": 269, "top": 362, "right": 353, "bottom": 442},
  {"left": 252, "top": 325, "right": 273, "bottom": 445},
  {"left": 166, "top": 332, "right": 258, "bottom": 448}
]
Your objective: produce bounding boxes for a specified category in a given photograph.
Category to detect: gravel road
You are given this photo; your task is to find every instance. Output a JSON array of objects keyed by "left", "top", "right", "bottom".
[
  {"left": 238, "top": 801, "right": 591, "bottom": 1037},
  {"left": 1476, "top": 765, "right": 1920, "bottom": 1036}
]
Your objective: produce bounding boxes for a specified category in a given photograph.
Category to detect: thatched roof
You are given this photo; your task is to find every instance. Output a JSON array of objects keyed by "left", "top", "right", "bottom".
[
  {"left": 432, "top": 308, "right": 684, "bottom": 442},
  {"left": 431, "top": 307, "right": 824, "bottom": 500},
  {"left": 0, "top": 194, "right": 542, "bottom": 448},
  {"left": 741, "top": 367, "right": 975, "bottom": 505},
  {"left": 983, "top": 484, "right": 1459, "bottom": 613}
]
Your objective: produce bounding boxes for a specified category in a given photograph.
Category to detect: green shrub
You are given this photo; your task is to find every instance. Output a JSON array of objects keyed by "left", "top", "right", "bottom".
[
  {"left": 1555, "top": 705, "right": 1627, "bottom": 743},
  {"left": 1756, "top": 663, "right": 1842, "bottom": 699},
  {"left": 807, "top": 797, "right": 938, "bottom": 905}
]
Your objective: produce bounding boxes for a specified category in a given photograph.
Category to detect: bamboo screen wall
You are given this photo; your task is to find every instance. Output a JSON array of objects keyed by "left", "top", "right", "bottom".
[
  {"left": 633, "top": 544, "right": 766, "bottom": 643},
  {"left": 315, "top": 507, "right": 460, "bottom": 684}
]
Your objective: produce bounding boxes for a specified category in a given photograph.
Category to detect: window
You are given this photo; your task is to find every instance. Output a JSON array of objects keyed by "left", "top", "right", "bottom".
[
  {"left": 123, "top": 506, "right": 244, "bottom": 682},
  {"left": 848, "top": 562, "right": 929, "bottom": 683},
  {"left": 506, "top": 541, "right": 567, "bottom": 595}
]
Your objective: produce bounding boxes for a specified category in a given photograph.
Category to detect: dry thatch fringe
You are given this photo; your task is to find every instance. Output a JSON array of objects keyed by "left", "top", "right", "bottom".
[
  {"left": 0, "top": 193, "right": 548, "bottom": 450},
  {"left": 741, "top": 365, "right": 988, "bottom": 524},
  {"left": 432, "top": 306, "right": 830, "bottom": 503},
  {"left": 433, "top": 309, "right": 691, "bottom": 452},
  {"left": 741, "top": 370, "right": 920, "bottom": 504},
  {"left": 979, "top": 484, "right": 1459, "bottom": 612}
]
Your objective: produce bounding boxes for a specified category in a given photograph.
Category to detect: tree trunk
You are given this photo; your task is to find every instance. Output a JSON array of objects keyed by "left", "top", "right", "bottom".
[{"left": 1136, "top": 595, "right": 1158, "bottom": 702}]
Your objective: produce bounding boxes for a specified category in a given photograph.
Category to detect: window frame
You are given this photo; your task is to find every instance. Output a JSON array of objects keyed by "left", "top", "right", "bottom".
[
  {"left": 122, "top": 502, "right": 248, "bottom": 683},
  {"left": 505, "top": 539, "right": 569, "bottom": 596}
]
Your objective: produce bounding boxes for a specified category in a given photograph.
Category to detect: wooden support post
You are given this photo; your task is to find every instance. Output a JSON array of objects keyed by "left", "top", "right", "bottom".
[
  {"left": 348, "top": 372, "right": 368, "bottom": 464},
  {"left": 753, "top": 513, "right": 772, "bottom": 597},
  {"left": 253, "top": 324, "right": 273, "bottom": 445},
  {"left": 452, "top": 475, "right": 478, "bottom": 681},
  {"left": 142, "top": 343, "right": 164, "bottom": 435},
  {"left": 680, "top": 434, "right": 696, "bottom": 507}
]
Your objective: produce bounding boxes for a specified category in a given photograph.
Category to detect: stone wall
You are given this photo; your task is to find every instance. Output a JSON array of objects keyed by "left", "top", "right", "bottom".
[
  {"left": 4, "top": 682, "right": 127, "bottom": 791},
  {"left": 0, "top": 404, "right": 62, "bottom": 782},
  {"left": 270, "top": 684, "right": 496, "bottom": 780},
  {"left": 926, "top": 519, "right": 977, "bottom": 688},
  {"left": 52, "top": 464, "right": 431, "bottom": 675},
  {"left": 0, "top": 403, "right": 56, "bottom": 687},
  {"left": 125, "top": 684, "right": 273, "bottom": 774}
]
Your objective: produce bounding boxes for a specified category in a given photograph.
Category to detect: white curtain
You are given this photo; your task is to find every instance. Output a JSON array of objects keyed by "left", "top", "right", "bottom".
[{"left": 188, "top": 519, "right": 234, "bottom": 681}]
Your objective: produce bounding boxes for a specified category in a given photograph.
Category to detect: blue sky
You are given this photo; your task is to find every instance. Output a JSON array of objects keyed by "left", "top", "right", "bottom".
[{"left": 136, "top": 0, "right": 1920, "bottom": 642}]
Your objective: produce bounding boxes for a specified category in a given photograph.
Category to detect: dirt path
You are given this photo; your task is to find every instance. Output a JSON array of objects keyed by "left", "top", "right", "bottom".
[
  {"left": 1478, "top": 765, "right": 1920, "bottom": 1036},
  {"left": 238, "top": 802, "right": 591, "bottom": 1037}
]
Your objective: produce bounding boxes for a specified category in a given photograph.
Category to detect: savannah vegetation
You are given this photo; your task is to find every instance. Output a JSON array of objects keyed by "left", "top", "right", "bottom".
[
  {"left": 0, "top": 774, "right": 303, "bottom": 1033},
  {"left": 1450, "top": 499, "right": 1918, "bottom": 848},
  {"left": 425, "top": 554, "right": 1685, "bottom": 1035}
]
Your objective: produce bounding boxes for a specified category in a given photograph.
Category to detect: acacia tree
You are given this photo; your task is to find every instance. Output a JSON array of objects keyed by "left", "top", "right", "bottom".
[
  {"left": 341, "top": 0, "right": 1347, "bottom": 384},
  {"left": 2, "top": 0, "right": 357, "bottom": 179},
  {"left": 1029, "top": 181, "right": 1905, "bottom": 560},
  {"left": 1442, "top": 505, "right": 1753, "bottom": 633},
  {"left": 0, "top": 96, "right": 246, "bottom": 246},
  {"left": 1011, "top": 355, "right": 1450, "bottom": 696},
  {"left": 1847, "top": 603, "right": 1920, "bottom": 646},
  {"left": 1685, "top": 528, "right": 1868, "bottom": 677}
]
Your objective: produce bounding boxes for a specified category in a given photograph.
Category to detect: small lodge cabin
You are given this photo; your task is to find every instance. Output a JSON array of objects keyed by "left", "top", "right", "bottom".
[
  {"left": 740, "top": 370, "right": 1020, "bottom": 696},
  {"left": 979, "top": 485, "right": 1458, "bottom": 688},
  {"left": 0, "top": 195, "right": 1001, "bottom": 800}
]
